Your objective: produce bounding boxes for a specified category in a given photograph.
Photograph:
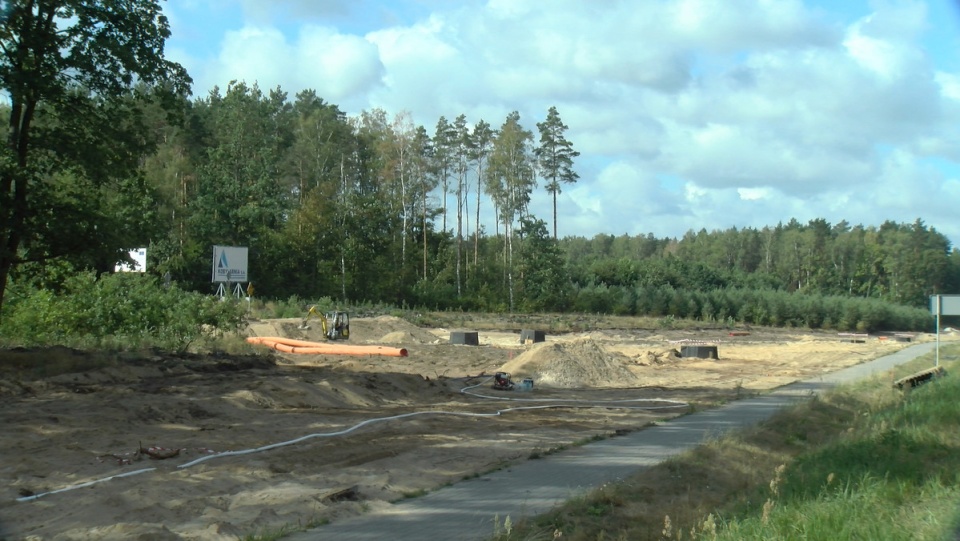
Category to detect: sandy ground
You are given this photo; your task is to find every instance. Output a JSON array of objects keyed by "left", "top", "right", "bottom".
[{"left": 0, "top": 316, "right": 947, "bottom": 541}]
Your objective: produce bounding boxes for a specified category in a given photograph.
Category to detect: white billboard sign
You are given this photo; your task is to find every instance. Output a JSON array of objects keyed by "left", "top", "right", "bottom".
[
  {"left": 115, "top": 248, "right": 147, "bottom": 272},
  {"left": 211, "top": 246, "right": 249, "bottom": 283},
  {"left": 930, "top": 295, "right": 960, "bottom": 316},
  {"left": 930, "top": 294, "right": 960, "bottom": 368}
]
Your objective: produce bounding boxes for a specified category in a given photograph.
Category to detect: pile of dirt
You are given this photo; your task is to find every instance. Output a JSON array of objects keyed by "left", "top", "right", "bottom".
[
  {"left": 499, "top": 338, "right": 643, "bottom": 388},
  {"left": 380, "top": 331, "right": 426, "bottom": 344},
  {"left": 362, "top": 316, "right": 440, "bottom": 344},
  {"left": 246, "top": 315, "right": 440, "bottom": 346}
]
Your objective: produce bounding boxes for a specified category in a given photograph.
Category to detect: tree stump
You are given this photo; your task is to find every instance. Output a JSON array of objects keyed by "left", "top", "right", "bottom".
[
  {"left": 520, "top": 329, "right": 545, "bottom": 344},
  {"left": 449, "top": 331, "right": 479, "bottom": 346},
  {"left": 680, "top": 345, "right": 719, "bottom": 359}
]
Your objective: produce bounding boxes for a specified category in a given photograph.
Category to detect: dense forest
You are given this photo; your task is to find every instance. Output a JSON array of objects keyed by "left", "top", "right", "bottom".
[{"left": 1, "top": 2, "right": 957, "bottom": 334}]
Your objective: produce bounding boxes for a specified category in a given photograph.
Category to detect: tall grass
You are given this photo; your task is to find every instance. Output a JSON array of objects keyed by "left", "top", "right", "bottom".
[{"left": 708, "top": 353, "right": 960, "bottom": 541}]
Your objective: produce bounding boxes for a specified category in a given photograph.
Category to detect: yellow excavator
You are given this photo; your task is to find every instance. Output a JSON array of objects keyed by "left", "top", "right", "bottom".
[{"left": 298, "top": 306, "right": 350, "bottom": 340}]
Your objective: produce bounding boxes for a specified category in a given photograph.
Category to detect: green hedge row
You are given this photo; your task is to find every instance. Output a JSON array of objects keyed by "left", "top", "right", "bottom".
[
  {"left": 0, "top": 272, "right": 246, "bottom": 351},
  {"left": 569, "top": 284, "right": 933, "bottom": 332}
]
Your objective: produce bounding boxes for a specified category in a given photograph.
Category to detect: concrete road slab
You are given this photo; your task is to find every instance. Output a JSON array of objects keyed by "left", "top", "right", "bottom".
[{"left": 289, "top": 343, "right": 936, "bottom": 541}]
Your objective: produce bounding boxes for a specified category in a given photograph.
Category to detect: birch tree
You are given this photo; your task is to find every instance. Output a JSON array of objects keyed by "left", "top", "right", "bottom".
[
  {"left": 432, "top": 116, "right": 456, "bottom": 232},
  {"left": 486, "top": 111, "right": 534, "bottom": 311},
  {"left": 453, "top": 114, "right": 470, "bottom": 296},
  {"left": 469, "top": 119, "right": 494, "bottom": 267}
]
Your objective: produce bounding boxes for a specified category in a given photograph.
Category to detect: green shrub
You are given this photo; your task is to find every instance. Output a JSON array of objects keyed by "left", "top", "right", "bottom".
[{"left": 0, "top": 272, "right": 246, "bottom": 352}]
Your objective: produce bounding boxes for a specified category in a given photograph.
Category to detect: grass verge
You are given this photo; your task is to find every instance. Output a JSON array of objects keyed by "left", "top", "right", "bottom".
[{"left": 490, "top": 344, "right": 960, "bottom": 541}]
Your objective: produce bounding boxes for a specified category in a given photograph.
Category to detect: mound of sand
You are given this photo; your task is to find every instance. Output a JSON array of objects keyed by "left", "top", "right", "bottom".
[
  {"left": 351, "top": 315, "right": 439, "bottom": 344},
  {"left": 499, "top": 338, "right": 643, "bottom": 388},
  {"left": 247, "top": 315, "right": 439, "bottom": 345},
  {"left": 380, "top": 331, "right": 428, "bottom": 344}
]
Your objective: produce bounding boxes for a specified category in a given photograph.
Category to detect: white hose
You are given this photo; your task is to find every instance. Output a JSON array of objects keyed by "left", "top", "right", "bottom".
[
  {"left": 18, "top": 378, "right": 689, "bottom": 502},
  {"left": 181, "top": 377, "right": 688, "bottom": 468},
  {"left": 16, "top": 468, "right": 156, "bottom": 503},
  {"left": 460, "top": 377, "right": 691, "bottom": 408}
]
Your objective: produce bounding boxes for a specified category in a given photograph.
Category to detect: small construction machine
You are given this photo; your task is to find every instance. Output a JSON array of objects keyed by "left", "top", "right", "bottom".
[
  {"left": 492, "top": 372, "right": 515, "bottom": 390},
  {"left": 299, "top": 306, "right": 350, "bottom": 340},
  {"left": 492, "top": 372, "right": 534, "bottom": 391}
]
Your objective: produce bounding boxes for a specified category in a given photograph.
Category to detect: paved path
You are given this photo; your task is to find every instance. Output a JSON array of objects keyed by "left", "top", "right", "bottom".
[{"left": 288, "top": 343, "right": 936, "bottom": 541}]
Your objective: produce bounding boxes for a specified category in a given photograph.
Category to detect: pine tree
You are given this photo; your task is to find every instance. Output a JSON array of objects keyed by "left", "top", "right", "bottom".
[{"left": 535, "top": 106, "right": 579, "bottom": 239}]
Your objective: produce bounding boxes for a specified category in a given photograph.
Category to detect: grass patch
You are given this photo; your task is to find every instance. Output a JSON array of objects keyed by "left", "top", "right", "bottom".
[
  {"left": 399, "top": 488, "right": 429, "bottom": 500},
  {"left": 490, "top": 344, "right": 960, "bottom": 541},
  {"left": 238, "top": 516, "right": 329, "bottom": 541}
]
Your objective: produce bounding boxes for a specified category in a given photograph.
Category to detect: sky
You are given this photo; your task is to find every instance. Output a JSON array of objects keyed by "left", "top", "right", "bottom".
[{"left": 163, "top": 0, "right": 960, "bottom": 248}]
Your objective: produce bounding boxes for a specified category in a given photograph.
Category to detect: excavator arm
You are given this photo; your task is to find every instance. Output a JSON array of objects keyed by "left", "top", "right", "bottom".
[{"left": 299, "top": 306, "right": 349, "bottom": 340}]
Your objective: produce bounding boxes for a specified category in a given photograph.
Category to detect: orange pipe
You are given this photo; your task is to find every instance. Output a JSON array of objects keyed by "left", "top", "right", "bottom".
[
  {"left": 248, "top": 336, "right": 335, "bottom": 348},
  {"left": 246, "top": 336, "right": 408, "bottom": 357}
]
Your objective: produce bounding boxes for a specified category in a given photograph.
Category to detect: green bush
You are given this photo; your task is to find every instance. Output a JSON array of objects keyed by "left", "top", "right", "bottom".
[{"left": 0, "top": 272, "right": 246, "bottom": 352}]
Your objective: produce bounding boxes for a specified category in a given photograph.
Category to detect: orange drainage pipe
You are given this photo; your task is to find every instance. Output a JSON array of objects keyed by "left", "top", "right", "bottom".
[{"left": 246, "top": 336, "right": 408, "bottom": 357}]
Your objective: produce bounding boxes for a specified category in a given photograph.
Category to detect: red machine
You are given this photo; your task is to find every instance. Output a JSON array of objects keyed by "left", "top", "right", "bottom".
[{"left": 492, "top": 372, "right": 515, "bottom": 391}]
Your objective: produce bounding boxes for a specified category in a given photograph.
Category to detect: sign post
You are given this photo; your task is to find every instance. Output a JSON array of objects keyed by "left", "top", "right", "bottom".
[
  {"left": 930, "top": 295, "right": 960, "bottom": 367},
  {"left": 936, "top": 295, "right": 940, "bottom": 367},
  {"left": 212, "top": 246, "right": 249, "bottom": 299}
]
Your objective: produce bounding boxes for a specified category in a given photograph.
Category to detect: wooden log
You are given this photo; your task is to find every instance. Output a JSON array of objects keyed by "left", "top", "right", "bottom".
[
  {"left": 893, "top": 366, "right": 946, "bottom": 390},
  {"left": 449, "top": 331, "right": 479, "bottom": 346}
]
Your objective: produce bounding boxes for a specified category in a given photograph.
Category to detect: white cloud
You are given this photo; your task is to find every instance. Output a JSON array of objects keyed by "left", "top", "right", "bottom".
[
  {"left": 204, "top": 24, "right": 383, "bottom": 105},
  {"left": 551, "top": 160, "right": 687, "bottom": 237},
  {"left": 296, "top": 26, "right": 384, "bottom": 99},
  {"left": 936, "top": 71, "right": 960, "bottom": 100},
  {"left": 215, "top": 26, "right": 287, "bottom": 87},
  {"left": 165, "top": 0, "right": 960, "bottom": 247},
  {"left": 842, "top": 2, "right": 930, "bottom": 82},
  {"left": 738, "top": 187, "right": 772, "bottom": 201},
  {"left": 670, "top": 0, "right": 839, "bottom": 50}
]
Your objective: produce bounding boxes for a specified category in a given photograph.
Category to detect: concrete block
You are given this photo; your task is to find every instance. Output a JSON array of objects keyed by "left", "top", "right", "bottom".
[
  {"left": 520, "top": 329, "right": 545, "bottom": 344},
  {"left": 449, "top": 331, "right": 479, "bottom": 346}
]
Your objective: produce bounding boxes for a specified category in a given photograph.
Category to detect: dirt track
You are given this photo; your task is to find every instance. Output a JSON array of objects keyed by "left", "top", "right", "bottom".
[{"left": 0, "top": 316, "right": 939, "bottom": 540}]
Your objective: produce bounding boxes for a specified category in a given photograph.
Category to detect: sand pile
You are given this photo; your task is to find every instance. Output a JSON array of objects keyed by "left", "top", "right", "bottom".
[
  {"left": 381, "top": 331, "right": 424, "bottom": 344},
  {"left": 499, "top": 338, "right": 642, "bottom": 388},
  {"left": 248, "top": 315, "right": 439, "bottom": 345},
  {"left": 353, "top": 315, "right": 440, "bottom": 344}
]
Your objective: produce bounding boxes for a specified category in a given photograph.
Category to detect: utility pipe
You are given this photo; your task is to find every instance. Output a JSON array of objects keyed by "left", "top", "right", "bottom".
[{"left": 246, "top": 336, "right": 408, "bottom": 357}]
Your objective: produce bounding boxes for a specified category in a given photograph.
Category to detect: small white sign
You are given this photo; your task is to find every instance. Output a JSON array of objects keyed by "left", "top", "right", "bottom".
[
  {"left": 211, "top": 246, "right": 249, "bottom": 283},
  {"left": 115, "top": 248, "right": 147, "bottom": 272}
]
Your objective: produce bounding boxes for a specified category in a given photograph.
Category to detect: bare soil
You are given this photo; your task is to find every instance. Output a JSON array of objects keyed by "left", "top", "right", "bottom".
[{"left": 0, "top": 316, "right": 937, "bottom": 540}]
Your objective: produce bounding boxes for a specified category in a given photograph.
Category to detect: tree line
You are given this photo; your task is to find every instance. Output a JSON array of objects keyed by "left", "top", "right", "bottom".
[
  {"left": 1, "top": 1, "right": 956, "bottom": 334},
  {"left": 564, "top": 218, "right": 960, "bottom": 309},
  {"left": 1, "top": 71, "right": 584, "bottom": 314}
]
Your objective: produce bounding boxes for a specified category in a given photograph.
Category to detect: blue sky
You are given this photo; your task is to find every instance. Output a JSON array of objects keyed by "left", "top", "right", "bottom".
[{"left": 163, "top": 0, "right": 960, "bottom": 249}]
